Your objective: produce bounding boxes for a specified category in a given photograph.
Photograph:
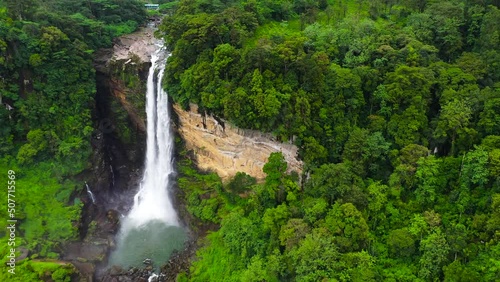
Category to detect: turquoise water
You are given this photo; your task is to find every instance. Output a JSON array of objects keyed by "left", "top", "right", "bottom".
[{"left": 109, "top": 220, "right": 187, "bottom": 269}]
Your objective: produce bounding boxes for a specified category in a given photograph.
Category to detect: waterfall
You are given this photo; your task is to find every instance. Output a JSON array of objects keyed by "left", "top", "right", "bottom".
[
  {"left": 148, "top": 273, "right": 158, "bottom": 282},
  {"left": 85, "top": 182, "right": 96, "bottom": 204},
  {"left": 110, "top": 165, "right": 115, "bottom": 188},
  {"left": 124, "top": 44, "right": 178, "bottom": 228},
  {"left": 109, "top": 42, "right": 186, "bottom": 269}
]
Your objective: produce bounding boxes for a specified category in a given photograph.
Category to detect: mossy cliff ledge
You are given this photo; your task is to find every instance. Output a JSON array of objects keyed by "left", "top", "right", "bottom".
[
  {"left": 174, "top": 104, "right": 303, "bottom": 181},
  {"left": 88, "top": 27, "right": 154, "bottom": 205}
]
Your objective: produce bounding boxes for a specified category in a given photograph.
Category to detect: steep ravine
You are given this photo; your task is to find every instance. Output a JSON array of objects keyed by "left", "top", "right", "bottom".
[
  {"left": 74, "top": 25, "right": 302, "bottom": 281},
  {"left": 63, "top": 28, "right": 155, "bottom": 281}
]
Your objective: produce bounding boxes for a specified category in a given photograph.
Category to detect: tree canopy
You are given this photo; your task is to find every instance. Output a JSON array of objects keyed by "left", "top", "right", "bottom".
[{"left": 163, "top": 0, "right": 500, "bottom": 281}]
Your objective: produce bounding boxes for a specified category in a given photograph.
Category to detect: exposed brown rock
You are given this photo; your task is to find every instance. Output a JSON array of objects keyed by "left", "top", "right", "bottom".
[
  {"left": 174, "top": 104, "right": 303, "bottom": 181},
  {"left": 112, "top": 28, "right": 156, "bottom": 64},
  {"left": 94, "top": 28, "right": 156, "bottom": 73}
]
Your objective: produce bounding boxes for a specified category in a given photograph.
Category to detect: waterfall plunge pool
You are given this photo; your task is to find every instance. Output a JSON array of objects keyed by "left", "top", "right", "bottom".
[{"left": 108, "top": 220, "right": 187, "bottom": 269}]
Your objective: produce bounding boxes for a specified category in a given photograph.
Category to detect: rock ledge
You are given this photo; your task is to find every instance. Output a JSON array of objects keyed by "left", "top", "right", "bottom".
[{"left": 174, "top": 104, "right": 303, "bottom": 181}]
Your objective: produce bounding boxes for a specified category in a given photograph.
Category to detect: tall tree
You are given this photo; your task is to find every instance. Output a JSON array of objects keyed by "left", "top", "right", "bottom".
[
  {"left": 434, "top": 99, "right": 473, "bottom": 155},
  {"left": 419, "top": 229, "right": 450, "bottom": 280}
]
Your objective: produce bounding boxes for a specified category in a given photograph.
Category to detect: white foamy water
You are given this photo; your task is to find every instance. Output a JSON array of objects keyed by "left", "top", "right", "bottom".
[
  {"left": 85, "top": 182, "right": 96, "bottom": 204},
  {"left": 148, "top": 273, "right": 158, "bottom": 282},
  {"left": 125, "top": 45, "right": 178, "bottom": 228}
]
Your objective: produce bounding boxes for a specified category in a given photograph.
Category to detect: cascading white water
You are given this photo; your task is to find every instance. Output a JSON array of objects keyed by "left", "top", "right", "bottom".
[
  {"left": 148, "top": 273, "right": 158, "bottom": 282},
  {"left": 85, "top": 182, "right": 96, "bottom": 204},
  {"left": 109, "top": 42, "right": 186, "bottom": 269},
  {"left": 125, "top": 45, "right": 178, "bottom": 228},
  {"left": 109, "top": 165, "right": 115, "bottom": 188}
]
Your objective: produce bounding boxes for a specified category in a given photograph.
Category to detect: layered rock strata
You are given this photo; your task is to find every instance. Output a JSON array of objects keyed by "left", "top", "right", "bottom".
[{"left": 174, "top": 104, "right": 302, "bottom": 181}]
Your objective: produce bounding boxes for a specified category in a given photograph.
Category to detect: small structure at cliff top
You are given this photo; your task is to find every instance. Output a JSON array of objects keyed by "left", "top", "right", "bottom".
[{"left": 144, "top": 4, "right": 160, "bottom": 10}]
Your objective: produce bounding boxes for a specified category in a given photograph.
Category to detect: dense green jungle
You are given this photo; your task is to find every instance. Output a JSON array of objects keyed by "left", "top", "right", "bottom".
[{"left": 1, "top": 0, "right": 500, "bottom": 281}]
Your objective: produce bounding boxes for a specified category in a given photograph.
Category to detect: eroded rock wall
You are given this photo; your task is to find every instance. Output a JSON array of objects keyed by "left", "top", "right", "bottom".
[
  {"left": 94, "top": 28, "right": 156, "bottom": 137},
  {"left": 174, "top": 104, "right": 303, "bottom": 181}
]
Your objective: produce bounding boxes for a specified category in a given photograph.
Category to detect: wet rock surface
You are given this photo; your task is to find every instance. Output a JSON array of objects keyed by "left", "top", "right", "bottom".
[
  {"left": 111, "top": 28, "right": 157, "bottom": 64},
  {"left": 94, "top": 27, "right": 156, "bottom": 73},
  {"left": 98, "top": 239, "right": 197, "bottom": 282},
  {"left": 159, "top": 240, "right": 198, "bottom": 281}
]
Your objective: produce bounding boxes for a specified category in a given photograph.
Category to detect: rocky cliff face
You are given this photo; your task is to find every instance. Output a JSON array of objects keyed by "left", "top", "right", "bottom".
[
  {"left": 94, "top": 27, "right": 156, "bottom": 138},
  {"left": 94, "top": 27, "right": 303, "bottom": 182},
  {"left": 174, "top": 104, "right": 303, "bottom": 181}
]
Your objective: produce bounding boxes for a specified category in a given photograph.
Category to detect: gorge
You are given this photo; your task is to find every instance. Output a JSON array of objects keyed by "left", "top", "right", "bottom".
[
  {"left": 86, "top": 25, "right": 303, "bottom": 281},
  {"left": 108, "top": 43, "right": 187, "bottom": 270},
  {"left": 2, "top": 1, "right": 500, "bottom": 281}
]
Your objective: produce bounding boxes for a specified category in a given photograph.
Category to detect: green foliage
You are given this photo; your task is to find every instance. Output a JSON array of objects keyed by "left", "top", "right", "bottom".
[
  {"left": 461, "top": 146, "right": 490, "bottom": 189},
  {"left": 170, "top": 0, "right": 500, "bottom": 281},
  {"left": 387, "top": 228, "right": 416, "bottom": 258},
  {"left": 279, "top": 218, "right": 310, "bottom": 250},
  {"left": 0, "top": 1, "right": 146, "bottom": 278},
  {"left": 287, "top": 228, "right": 341, "bottom": 281},
  {"left": 434, "top": 99, "right": 473, "bottom": 155},
  {"left": 324, "top": 202, "right": 369, "bottom": 252},
  {"left": 308, "top": 162, "right": 364, "bottom": 205},
  {"left": 0, "top": 158, "right": 83, "bottom": 280},
  {"left": 418, "top": 229, "right": 450, "bottom": 280},
  {"left": 342, "top": 128, "right": 391, "bottom": 177},
  {"left": 226, "top": 172, "right": 256, "bottom": 194},
  {"left": 414, "top": 156, "right": 444, "bottom": 207},
  {"left": 0, "top": 258, "right": 76, "bottom": 282},
  {"left": 4, "top": 0, "right": 500, "bottom": 280},
  {"left": 0, "top": 160, "right": 82, "bottom": 251}
]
